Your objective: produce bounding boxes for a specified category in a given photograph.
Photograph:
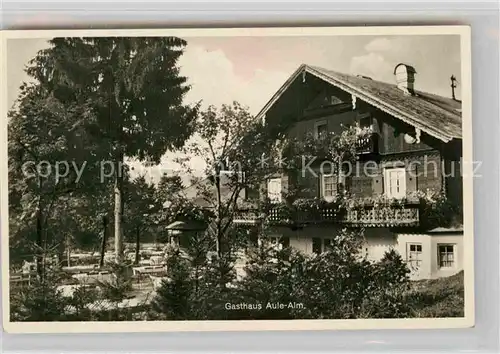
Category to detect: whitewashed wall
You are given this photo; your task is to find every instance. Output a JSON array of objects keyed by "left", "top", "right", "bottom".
[{"left": 262, "top": 226, "right": 463, "bottom": 280}]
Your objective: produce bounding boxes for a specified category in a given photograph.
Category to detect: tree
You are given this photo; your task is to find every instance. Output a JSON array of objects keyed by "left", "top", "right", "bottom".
[
  {"left": 122, "top": 175, "right": 161, "bottom": 263},
  {"left": 8, "top": 80, "right": 104, "bottom": 278},
  {"left": 237, "top": 227, "right": 296, "bottom": 319},
  {"left": 150, "top": 247, "right": 193, "bottom": 320},
  {"left": 153, "top": 173, "right": 190, "bottom": 230},
  {"left": 10, "top": 270, "right": 68, "bottom": 321},
  {"left": 26, "top": 37, "right": 198, "bottom": 262},
  {"left": 179, "top": 102, "right": 287, "bottom": 259}
]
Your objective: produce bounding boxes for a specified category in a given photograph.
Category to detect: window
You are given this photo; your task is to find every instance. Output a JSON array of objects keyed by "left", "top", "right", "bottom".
[
  {"left": 321, "top": 173, "right": 345, "bottom": 200},
  {"left": 322, "top": 175, "right": 336, "bottom": 199},
  {"left": 314, "top": 120, "right": 328, "bottom": 139},
  {"left": 267, "top": 178, "right": 282, "bottom": 203},
  {"left": 384, "top": 167, "right": 406, "bottom": 199},
  {"left": 438, "top": 244, "right": 455, "bottom": 268},
  {"left": 406, "top": 243, "right": 422, "bottom": 269},
  {"left": 312, "top": 237, "right": 334, "bottom": 254}
]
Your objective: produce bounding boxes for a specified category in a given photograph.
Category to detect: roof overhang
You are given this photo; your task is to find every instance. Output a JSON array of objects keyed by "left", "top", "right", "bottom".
[{"left": 255, "top": 64, "right": 459, "bottom": 143}]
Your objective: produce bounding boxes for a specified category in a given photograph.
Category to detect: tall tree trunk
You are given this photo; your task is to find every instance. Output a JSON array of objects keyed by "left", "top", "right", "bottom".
[
  {"left": 35, "top": 206, "right": 44, "bottom": 280},
  {"left": 134, "top": 225, "right": 140, "bottom": 265},
  {"left": 35, "top": 176, "right": 45, "bottom": 280},
  {"left": 214, "top": 169, "right": 222, "bottom": 258},
  {"left": 99, "top": 215, "right": 108, "bottom": 268},
  {"left": 114, "top": 157, "right": 124, "bottom": 263},
  {"left": 66, "top": 234, "right": 71, "bottom": 267}
]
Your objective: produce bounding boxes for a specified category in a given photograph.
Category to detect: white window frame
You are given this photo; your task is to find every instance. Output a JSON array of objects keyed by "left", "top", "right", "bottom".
[
  {"left": 438, "top": 244, "right": 456, "bottom": 269},
  {"left": 321, "top": 173, "right": 345, "bottom": 201},
  {"left": 406, "top": 243, "right": 423, "bottom": 270},
  {"left": 314, "top": 120, "right": 328, "bottom": 139},
  {"left": 267, "top": 177, "right": 282, "bottom": 203},
  {"left": 383, "top": 167, "right": 407, "bottom": 199}
]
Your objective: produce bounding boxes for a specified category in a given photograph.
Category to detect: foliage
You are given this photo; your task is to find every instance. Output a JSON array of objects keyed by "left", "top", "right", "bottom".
[
  {"left": 406, "top": 271, "right": 464, "bottom": 318},
  {"left": 259, "top": 196, "right": 345, "bottom": 226},
  {"left": 237, "top": 228, "right": 414, "bottom": 320},
  {"left": 96, "top": 261, "right": 134, "bottom": 304},
  {"left": 21, "top": 37, "right": 198, "bottom": 262},
  {"left": 237, "top": 231, "right": 297, "bottom": 319},
  {"left": 178, "top": 102, "right": 287, "bottom": 257},
  {"left": 150, "top": 249, "right": 193, "bottom": 320},
  {"left": 149, "top": 239, "right": 240, "bottom": 320},
  {"left": 283, "top": 123, "right": 373, "bottom": 172},
  {"left": 8, "top": 79, "right": 106, "bottom": 275},
  {"left": 10, "top": 272, "right": 68, "bottom": 321},
  {"left": 413, "top": 190, "right": 463, "bottom": 230},
  {"left": 193, "top": 254, "right": 240, "bottom": 320}
]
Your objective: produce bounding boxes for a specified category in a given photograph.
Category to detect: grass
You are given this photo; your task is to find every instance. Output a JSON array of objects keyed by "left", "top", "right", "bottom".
[{"left": 408, "top": 271, "right": 464, "bottom": 318}]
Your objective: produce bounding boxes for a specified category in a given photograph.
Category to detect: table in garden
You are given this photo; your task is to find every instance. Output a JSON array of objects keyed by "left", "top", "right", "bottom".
[
  {"left": 72, "top": 271, "right": 115, "bottom": 284},
  {"left": 132, "top": 266, "right": 166, "bottom": 277}
]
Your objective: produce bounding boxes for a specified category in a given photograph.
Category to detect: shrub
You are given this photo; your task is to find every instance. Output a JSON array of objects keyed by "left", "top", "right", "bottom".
[
  {"left": 10, "top": 272, "right": 68, "bottom": 321},
  {"left": 237, "top": 228, "right": 414, "bottom": 320}
]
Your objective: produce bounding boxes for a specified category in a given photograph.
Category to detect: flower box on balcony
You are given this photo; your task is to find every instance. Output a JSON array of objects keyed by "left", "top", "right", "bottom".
[
  {"left": 343, "top": 206, "right": 420, "bottom": 227},
  {"left": 342, "top": 195, "right": 420, "bottom": 227},
  {"left": 356, "top": 133, "right": 378, "bottom": 154}
]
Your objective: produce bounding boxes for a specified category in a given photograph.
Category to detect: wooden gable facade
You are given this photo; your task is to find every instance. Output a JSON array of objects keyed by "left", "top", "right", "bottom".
[{"left": 246, "top": 64, "right": 463, "bottom": 229}]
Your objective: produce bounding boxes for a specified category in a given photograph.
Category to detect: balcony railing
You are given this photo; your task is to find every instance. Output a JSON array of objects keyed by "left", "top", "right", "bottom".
[
  {"left": 343, "top": 205, "right": 419, "bottom": 227},
  {"left": 233, "top": 201, "right": 420, "bottom": 227},
  {"left": 267, "top": 206, "right": 339, "bottom": 225}
]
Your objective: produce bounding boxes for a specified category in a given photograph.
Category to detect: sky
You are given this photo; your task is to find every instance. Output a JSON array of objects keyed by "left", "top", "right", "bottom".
[{"left": 6, "top": 35, "right": 462, "bottom": 185}]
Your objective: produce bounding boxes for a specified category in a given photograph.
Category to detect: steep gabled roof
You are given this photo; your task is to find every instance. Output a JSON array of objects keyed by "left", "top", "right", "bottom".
[{"left": 256, "top": 64, "right": 462, "bottom": 143}]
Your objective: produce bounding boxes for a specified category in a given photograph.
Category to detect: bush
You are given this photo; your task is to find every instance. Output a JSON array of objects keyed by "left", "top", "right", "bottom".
[
  {"left": 236, "top": 228, "right": 414, "bottom": 320},
  {"left": 10, "top": 276, "right": 68, "bottom": 321}
]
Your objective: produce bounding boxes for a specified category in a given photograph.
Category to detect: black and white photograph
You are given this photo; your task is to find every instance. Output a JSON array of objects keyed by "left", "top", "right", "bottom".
[{"left": 1, "top": 27, "right": 474, "bottom": 332}]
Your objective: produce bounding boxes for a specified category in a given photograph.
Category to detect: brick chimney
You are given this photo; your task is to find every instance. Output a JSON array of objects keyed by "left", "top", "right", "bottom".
[{"left": 393, "top": 63, "right": 416, "bottom": 96}]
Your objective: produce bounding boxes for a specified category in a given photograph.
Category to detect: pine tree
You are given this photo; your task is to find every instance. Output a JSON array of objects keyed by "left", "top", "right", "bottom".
[
  {"left": 25, "top": 37, "right": 198, "bottom": 262},
  {"left": 150, "top": 248, "right": 192, "bottom": 320}
]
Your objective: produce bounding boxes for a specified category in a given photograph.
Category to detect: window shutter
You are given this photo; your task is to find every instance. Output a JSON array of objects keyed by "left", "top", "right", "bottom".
[
  {"left": 281, "top": 174, "right": 289, "bottom": 196},
  {"left": 312, "top": 237, "right": 322, "bottom": 254},
  {"left": 260, "top": 180, "right": 268, "bottom": 202},
  {"left": 343, "top": 175, "right": 352, "bottom": 194},
  {"left": 298, "top": 171, "right": 319, "bottom": 198},
  {"left": 312, "top": 174, "right": 320, "bottom": 197},
  {"left": 406, "top": 165, "right": 418, "bottom": 193},
  {"left": 372, "top": 172, "right": 384, "bottom": 196}
]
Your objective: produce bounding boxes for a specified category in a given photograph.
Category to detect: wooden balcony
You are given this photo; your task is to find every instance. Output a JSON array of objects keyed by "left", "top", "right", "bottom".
[
  {"left": 233, "top": 210, "right": 262, "bottom": 225},
  {"left": 268, "top": 206, "right": 339, "bottom": 225},
  {"left": 233, "top": 202, "right": 420, "bottom": 227}
]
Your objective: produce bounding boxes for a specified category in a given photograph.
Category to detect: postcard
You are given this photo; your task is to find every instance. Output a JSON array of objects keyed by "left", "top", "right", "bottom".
[{"left": 1, "top": 26, "right": 474, "bottom": 333}]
